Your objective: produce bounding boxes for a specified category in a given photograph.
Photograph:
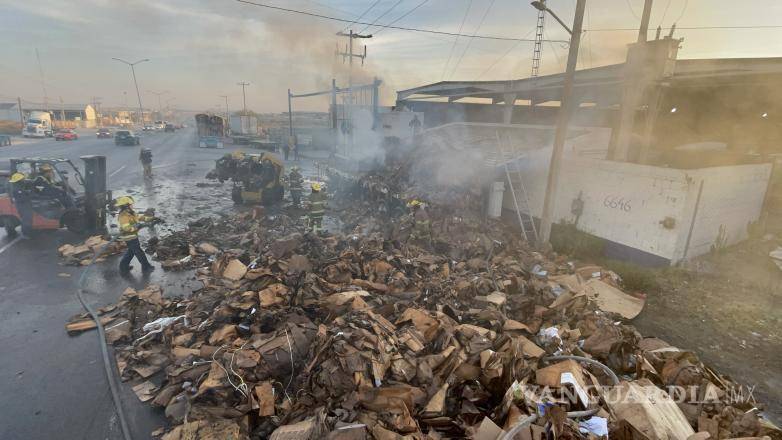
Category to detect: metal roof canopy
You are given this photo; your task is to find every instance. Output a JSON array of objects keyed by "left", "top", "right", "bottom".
[{"left": 397, "top": 57, "right": 782, "bottom": 106}]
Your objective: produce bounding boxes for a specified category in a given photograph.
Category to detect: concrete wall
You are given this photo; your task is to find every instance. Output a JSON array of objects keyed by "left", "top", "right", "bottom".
[
  {"left": 673, "top": 164, "right": 772, "bottom": 260},
  {"left": 507, "top": 152, "right": 771, "bottom": 263},
  {"left": 508, "top": 150, "right": 691, "bottom": 260},
  {"left": 420, "top": 122, "right": 771, "bottom": 264}
]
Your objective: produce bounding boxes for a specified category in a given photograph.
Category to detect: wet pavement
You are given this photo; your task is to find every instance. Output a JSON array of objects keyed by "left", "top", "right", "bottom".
[{"left": 0, "top": 128, "right": 320, "bottom": 439}]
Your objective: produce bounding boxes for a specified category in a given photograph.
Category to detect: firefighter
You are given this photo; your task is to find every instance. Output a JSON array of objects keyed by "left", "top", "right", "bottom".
[
  {"left": 139, "top": 148, "right": 153, "bottom": 179},
  {"left": 8, "top": 172, "right": 33, "bottom": 238},
  {"left": 308, "top": 182, "right": 327, "bottom": 233},
  {"left": 38, "top": 163, "right": 56, "bottom": 184},
  {"left": 407, "top": 199, "right": 432, "bottom": 246},
  {"left": 288, "top": 166, "right": 304, "bottom": 208},
  {"left": 115, "top": 196, "right": 156, "bottom": 274}
]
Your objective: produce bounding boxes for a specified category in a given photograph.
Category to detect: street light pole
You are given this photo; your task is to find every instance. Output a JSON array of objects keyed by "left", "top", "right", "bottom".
[
  {"left": 112, "top": 57, "right": 149, "bottom": 126},
  {"left": 219, "top": 95, "right": 229, "bottom": 122},
  {"left": 237, "top": 82, "right": 249, "bottom": 114},
  {"left": 536, "top": 0, "right": 586, "bottom": 245},
  {"left": 148, "top": 90, "right": 168, "bottom": 117}
]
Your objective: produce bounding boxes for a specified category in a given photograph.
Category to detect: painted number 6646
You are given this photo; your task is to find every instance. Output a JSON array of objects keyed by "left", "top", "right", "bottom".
[{"left": 603, "top": 195, "right": 632, "bottom": 212}]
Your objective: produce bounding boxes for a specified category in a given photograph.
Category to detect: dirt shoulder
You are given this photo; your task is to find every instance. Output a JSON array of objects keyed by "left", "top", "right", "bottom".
[{"left": 630, "top": 238, "right": 782, "bottom": 424}]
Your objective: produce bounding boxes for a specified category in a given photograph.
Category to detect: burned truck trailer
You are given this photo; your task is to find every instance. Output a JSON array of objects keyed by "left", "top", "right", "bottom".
[{"left": 194, "top": 114, "right": 226, "bottom": 149}]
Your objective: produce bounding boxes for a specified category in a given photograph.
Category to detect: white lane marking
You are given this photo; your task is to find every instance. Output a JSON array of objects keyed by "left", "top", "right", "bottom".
[
  {"left": 109, "top": 165, "right": 126, "bottom": 177},
  {"left": 0, "top": 236, "right": 22, "bottom": 255}
]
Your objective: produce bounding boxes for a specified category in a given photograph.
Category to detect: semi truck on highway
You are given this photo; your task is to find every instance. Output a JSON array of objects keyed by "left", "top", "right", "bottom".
[
  {"left": 195, "top": 113, "right": 225, "bottom": 148},
  {"left": 23, "top": 111, "right": 53, "bottom": 138}
]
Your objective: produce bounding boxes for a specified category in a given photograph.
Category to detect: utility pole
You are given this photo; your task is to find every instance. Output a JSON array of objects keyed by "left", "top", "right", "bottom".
[
  {"left": 59, "top": 96, "right": 65, "bottom": 124},
  {"left": 148, "top": 90, "right": 168, "bottom": 118},
  {"left": 17, "top": 97, "right": 24, "bottom": 127},
  {"left": 219, "top": 95, "right": 229, "bottom": 121},
  {"left": 336, "top": 30, "right": 371, "bottom": 156},
  {"left": 287, "top": 89, "right": 294, "bottom": 138},
  {"left": 637, "top": 0, "right": 653, "bottom": 43},
  {"left": 35, "top": 48, "right": 49, "bottom": 112},
  {"left": 112, "top": 57, "right": 149, "bottom": 126},
  {"left": 538, "top": 0, "right": 586, "bottom": 245},
  {"left": 237, "top": 82, "right": 250, "bottom": 114},
  {"left": 91, "top": 96, "right": 102, "bottom": 127}
]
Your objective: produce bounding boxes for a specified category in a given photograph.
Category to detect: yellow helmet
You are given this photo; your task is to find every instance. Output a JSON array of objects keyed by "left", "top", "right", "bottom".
[
  {"left": 407, "top": 199, "right": 422, "bottom": 208},
  {"left": 231, "top": 150, "right": 245, "bottom": 160},
  {"left": 311, "top": 182, "right": 322, "bottom": 192},
  {"left": 9, "top": 172, "right": 26, "bottom": 183},
  {"left": 115, "top": 196, "right": 135, "bottom": 207}
]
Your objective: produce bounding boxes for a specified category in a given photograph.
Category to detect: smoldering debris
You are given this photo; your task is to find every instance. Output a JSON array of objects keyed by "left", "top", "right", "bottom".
[{"left": 64, "top": 160, "right": 781, "bottom": 440}]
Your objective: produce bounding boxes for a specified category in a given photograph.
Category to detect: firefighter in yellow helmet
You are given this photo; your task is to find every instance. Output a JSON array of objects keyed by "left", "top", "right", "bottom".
[
  {"left": 115, "top": 196, "right": 156, "bottom": 274},
  {"left": 7, "top": 173, "right": 33, "bottom": 238},
  {"left": 308, "top": 182, "right": 327, "bottom": 233}
]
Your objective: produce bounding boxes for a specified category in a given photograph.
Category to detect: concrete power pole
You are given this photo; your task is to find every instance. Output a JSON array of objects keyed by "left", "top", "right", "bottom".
[
  {"left": 91, "top": 96, "right": 102, "bottom": 127},
  {"left": 237, "top": 82, "right": 250, "bottom": 114},
  {"left": 17, "top": 97, "right": 24, "bottom": 127},
  {"left": 219, "top": 95, "right": 229, "bottom": 125},
  {"left": 538, "top": 0, "right": 587, "bottom": 245},
  {"left": 35, "top": 48, "right": 49, "bottom": 112},
  {"left": 336, "top": 30, "right": 371, "bottom": 157},
  {"left": 148, "top": 90, "right": 168, "bottom": 119}
]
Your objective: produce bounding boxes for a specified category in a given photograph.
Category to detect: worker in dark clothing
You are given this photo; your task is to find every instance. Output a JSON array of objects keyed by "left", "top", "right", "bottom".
[
  {"left": 139, "top": 148, "right": 153, "bottom": 179},
  {"left": 409, "top": 114, "right": 422, "bottom": 137},
  {"left": 116, "top": 196, "right": 157, "bottom": 274},
  {"left": 308, "top": 182, "right": 327, "bottom": 233},
  {"left": 288, "top": 166, "right": 304, "bottom": 208},
  {"left": 32, "top": 163, "right": 72, "bottom": 208},
  {"left": 8, "top": 172, "right": 33, "bottom": 238},
  {"left": 258, "top": 158, "right": 275, "bottom": 187}
]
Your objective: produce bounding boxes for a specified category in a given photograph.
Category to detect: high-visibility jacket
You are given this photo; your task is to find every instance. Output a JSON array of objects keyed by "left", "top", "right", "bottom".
[
  {"left": 308, "top": 191, "right": 327, "bottom": 218},
  {"left": 118, "top": 209, "right": 150, "bottom": 241},
  {"left": 411, "top": 208, "right": 431, "bottom": 239}
]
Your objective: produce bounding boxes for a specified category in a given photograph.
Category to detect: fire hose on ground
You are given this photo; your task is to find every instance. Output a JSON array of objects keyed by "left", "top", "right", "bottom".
[
  {"left": 500, "top": 355, "right": 621, "bottom": 440},
  {"left": 73, "top": 220, "right": 165, "bottom": 440}
]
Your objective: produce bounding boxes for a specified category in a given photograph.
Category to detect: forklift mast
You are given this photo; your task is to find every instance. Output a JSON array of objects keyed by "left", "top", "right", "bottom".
[{"left": 80, "top": 155, "right": 110, "bottom": 232}]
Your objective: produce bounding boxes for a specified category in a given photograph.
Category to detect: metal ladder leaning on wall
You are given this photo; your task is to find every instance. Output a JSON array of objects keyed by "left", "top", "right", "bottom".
[{"left": 494, "top": 131, "right": 539, "bottom": 243}]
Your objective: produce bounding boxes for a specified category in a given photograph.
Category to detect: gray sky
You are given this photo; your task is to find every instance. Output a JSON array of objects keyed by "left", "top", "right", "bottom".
[{"left": 1, "top": 0, "right": 781, "bottom": 112}]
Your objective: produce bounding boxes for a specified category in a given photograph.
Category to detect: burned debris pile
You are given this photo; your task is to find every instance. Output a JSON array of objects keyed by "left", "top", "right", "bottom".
[
  {"left": 67, "top": 167, "right": 780, "bottom": 440},
  {"left": 58, "top": 235, "right": 126, "bottom": 266}
]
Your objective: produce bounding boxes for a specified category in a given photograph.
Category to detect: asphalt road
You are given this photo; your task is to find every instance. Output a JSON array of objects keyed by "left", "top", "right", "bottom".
[{"left": 0, "top": 128, "right": 256, "bottom": 439}]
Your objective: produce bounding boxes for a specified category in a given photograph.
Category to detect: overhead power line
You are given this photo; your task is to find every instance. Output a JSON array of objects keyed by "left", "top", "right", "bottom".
[
  {"left": 441, "top": 0, "right": 473, "bottom": 80},
  {"left": 448, "top": 0, "right": 497, "bottom": 80},
  {"left": 358, "top": 0, "right": 405, "bottom": 34},
  {"left": 625, "top": 0, "right": 640, "bottom": 19},
  {"left": 475, "top": 27, "right": 536, "bottom": 80},
  {"left": 585, "top": 24, "right": 782, "bottom": 32},
  {"left": 658, "top": 0, "right": 673, "bottom": 28},
  {"left": 234, "top": 0, "right": 567, "bottom": 43},
  {"left": 373, "top": 0, "right": 431, "bottom": 36},
  {"left": 340, "top": 0, "right": 382, "bottom": 33},
  {"left": 675, "top": 0, "right": 689, "bottom": 23}
]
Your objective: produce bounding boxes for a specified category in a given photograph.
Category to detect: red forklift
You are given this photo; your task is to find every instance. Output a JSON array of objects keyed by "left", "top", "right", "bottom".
[{"left": 0, "top": 156, "right": 110, "bottom": 236}]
